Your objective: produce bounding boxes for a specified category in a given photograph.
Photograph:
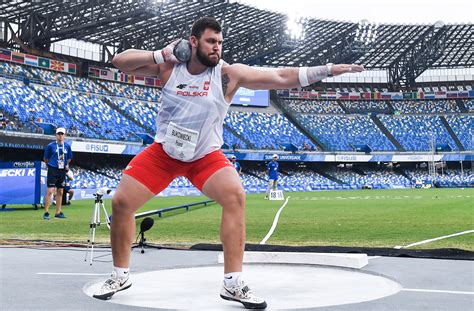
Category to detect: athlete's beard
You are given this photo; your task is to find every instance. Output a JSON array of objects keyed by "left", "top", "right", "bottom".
[{"left": 196, "top": 43, "right": 220, "bottom": 67}]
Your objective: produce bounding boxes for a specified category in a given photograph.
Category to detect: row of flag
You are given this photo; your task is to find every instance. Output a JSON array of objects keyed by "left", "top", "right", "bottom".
[
  {"left": 0, "top": 49, "right": 76, "bottom": 74},
  {"left": 89, "top": 66, "right": 161, "bottom": 87},
  {"left": 278, "top": 89, "right": 472, "bottom": 100}
]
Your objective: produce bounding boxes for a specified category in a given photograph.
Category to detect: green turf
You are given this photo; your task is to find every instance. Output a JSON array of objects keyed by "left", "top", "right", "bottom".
[{"left": 1, "top": 188, "right": 472, "bottom": 250}]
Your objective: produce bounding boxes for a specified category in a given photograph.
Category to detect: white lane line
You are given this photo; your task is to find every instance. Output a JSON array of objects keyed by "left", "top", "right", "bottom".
[
  {"left": 37, "top": 273, "right": 109, "bottom": 276},
  {"left": 260, "top": 196, "right": 290, "bottom": 245},
  {"left": 402, "top": 288, "right": 474, "bottom": 295},
  {"left": 367, "top": 256, "right": 381, "bottom": 260},
  {"left": 394, "top": 230, "right": 474, "bottom": 249}
]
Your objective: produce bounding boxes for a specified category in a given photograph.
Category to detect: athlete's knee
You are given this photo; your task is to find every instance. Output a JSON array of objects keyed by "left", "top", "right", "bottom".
[
  {"left": 222, "top": 186, "right": 246, "bottom": 209},
  {"left": 112, "top": 193, "right": 134, "bottom": 215}
]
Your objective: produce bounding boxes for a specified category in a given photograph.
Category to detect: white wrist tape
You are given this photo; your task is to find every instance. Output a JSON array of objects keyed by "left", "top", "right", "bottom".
[
  {"left": 153, "top": 50, "right": 165, "bottom": 64},
  {"left": 299, "top": 65, "right": 330, "bottom": 87},
  {"left": 298, "top": 67, "right": 309, "bottom": 87},
  {"left": 308, "top": 65, "right": 330, "bottom": 84}
]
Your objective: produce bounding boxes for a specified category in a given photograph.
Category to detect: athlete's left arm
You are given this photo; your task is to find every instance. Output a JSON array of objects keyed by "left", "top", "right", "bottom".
[{"left": 226, "top": 63, "right": 364, "bottom": 90}]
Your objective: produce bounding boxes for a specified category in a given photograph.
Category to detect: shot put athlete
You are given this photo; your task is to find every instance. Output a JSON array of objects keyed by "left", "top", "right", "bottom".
[{"left": 93, "top": 16, "right": 363, "bottom": 309}]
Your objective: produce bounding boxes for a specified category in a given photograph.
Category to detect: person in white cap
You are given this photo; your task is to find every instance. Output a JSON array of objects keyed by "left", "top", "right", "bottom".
[
  {"left": 230, "top": 155, "right": 242, "bottom": 175},
  {"left": 42, "top": 127, "right": 72, "bottom": 220},
  {"left": 265, "top": 154, "right": 279, "bottom": 199}
]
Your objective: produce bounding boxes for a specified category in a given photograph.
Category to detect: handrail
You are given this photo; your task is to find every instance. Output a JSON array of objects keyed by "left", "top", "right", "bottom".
[{"left": 134, "top": 200, "right": 214, "bottom": 219}]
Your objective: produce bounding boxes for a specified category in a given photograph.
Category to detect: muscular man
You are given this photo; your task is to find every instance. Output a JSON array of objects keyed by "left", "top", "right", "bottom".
[{"left": 93, "top": 17, "right": 363, "bottom": 309}]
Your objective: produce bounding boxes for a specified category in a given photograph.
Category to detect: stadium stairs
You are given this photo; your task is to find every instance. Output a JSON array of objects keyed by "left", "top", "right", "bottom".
[
  {"left": 270, "top": 92, "right": 326, "bottom": 151},
  {"left": 242, "top": 169, "right": 267, "bottom": 181},
  {"left": 313, "top": 167, "right": 346, "bottom": 185},
  {"left": 385, "top": 101, "right": 396, "bottom": 114},
  {"left": 455, "top": 99, "right": 469, "bottom": 113},
  {"left": 223, "top": 123, "right": 255, "bottom": 149},
  {"left": 351, "top": 166, "right": 367, "bottom": 177},
  {"left": 92, "top": 81, "right": 156, "bottom": 134},
  {"left": 102, "top": 95, "right": 154, "bottom": 134},
  {"left": 394, "top": 167, "right": 412, "bottom": 183},
  {"left": 29, "top": 84, "right": 103, "bottom": 137},
  {"left": 369, "top": 115, "right": 405, "bottom": 151},
  {"left": 439, "top": 116, "right": 465, "bottom": 151},
  {"left": 336, "top": 100, "right": 350, "bottom": 113}
]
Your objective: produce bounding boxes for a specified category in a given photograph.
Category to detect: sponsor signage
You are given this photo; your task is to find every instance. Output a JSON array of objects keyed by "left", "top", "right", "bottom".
[
  {"left": 71, "top": 141, "right": 127, "bottom": 154},
  {"left": 0, "top": 161, "right": 46, "bottom": 205}
]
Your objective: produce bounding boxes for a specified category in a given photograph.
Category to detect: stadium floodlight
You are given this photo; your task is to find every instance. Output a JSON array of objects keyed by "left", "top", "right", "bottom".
[
  {"left": 286, "top": 13, "right": 306, "bottom": 40},
  {"left": 283, "top": 13, "right": 306, "bottom": 48}
]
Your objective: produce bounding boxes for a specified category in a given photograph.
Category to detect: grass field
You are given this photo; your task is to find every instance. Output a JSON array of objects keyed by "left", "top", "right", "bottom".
[{"left": 1, "top": 188, "right": 473, "bottom": 250}]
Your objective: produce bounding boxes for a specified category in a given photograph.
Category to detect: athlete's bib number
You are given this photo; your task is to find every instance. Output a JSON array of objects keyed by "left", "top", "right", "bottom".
[{"left": 163, "top": 122, "right": 199, "bottom": 161}]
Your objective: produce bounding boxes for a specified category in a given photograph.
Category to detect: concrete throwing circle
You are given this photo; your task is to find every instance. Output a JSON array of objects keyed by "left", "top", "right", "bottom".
[{"left": 84, "top": 264, "right": 401, "bottom": 310}]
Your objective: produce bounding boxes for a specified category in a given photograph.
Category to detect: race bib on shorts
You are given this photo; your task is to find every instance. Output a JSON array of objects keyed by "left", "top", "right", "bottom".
[{"left": 163, "top": 122, "right": 199, "bottom": 161}]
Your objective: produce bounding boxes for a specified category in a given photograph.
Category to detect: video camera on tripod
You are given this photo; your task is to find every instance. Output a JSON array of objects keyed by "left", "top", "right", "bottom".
[
  {"left": 94, "top": 187, "right": 112, "bottom": 197},
  {"left": 85, "top": 187, "right": 112, "bottom": 265}
]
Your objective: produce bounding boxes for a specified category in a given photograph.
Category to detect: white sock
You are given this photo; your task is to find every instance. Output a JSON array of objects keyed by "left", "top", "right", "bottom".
[
  {"left": 224, "top": 272, "right": 242, "bottom": 287},
  {"left": 114, "top": 267, "right": 130, "bottom": 278}
]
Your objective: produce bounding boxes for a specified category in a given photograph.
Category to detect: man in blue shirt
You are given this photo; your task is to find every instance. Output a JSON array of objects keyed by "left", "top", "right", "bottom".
[
  {"left": 230, "top": 155, "right": 242, "bottom": 176},
  {"left": 43, "top": 127, "right": 73, "bottom": 220},
  {"left": 265, "top": 154, "right": 279, "bottom": 199}
]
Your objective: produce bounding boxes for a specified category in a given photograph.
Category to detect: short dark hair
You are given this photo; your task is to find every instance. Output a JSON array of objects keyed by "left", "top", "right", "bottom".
[{"left": 191, "top": 17, "right": 222, "bottom": 38}]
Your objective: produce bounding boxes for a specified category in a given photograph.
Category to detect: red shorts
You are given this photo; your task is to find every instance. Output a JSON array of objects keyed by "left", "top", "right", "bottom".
[{"left": 123, "top": 143, "right": 233, "bottom": 194}]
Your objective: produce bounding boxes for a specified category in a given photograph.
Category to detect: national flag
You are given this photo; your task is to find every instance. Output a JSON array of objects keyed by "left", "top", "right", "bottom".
[
  {"left": 24, "top": 54, "right": 38, "bottom": 66},
  {"left": 113, "top": 72, "right": 120, "bottom": 81},
  {"left": 0, "top": 49, "right": 12, "bottom": 61},
  {"left": 338, "top": 92, "right": 349, "bottom": 100},
  {"left": 381, "top": 93, "right": 392, "bottom": 100},
  {"left": 349, "top": 92, "right": 360, "bottom": 100},
  {"left": 458, "top": 92, "right": 468, "bottom": 98},
  {"left": 435, "top": 91, "right": 446, "bottom": 99},
  {"left": 135, "top": 75, "right": 145, "bottom": 85},
  {"left": 38, "top": 57, "right": 50, "bottom": 68},
  {"left": 100, "top": 69, "right": 113, "bottom": 80},
  {"left": 325, "top": 92, "right": 337, "bottom": 99},
  {"left": 145, "top": 77, "right": 154, "bottom": 86},
  {"left": 446, "top": 92, "right": 457, "bottom": 99},
  {"left": 11, "top": 52, "right": 25, "bottom": 63},
  {"left": 50, "top": 60, "right": 65, "bottom": 72},
  {"left": 65, "top": 62, "right": 76, "bottom": 74},
  {"left": 425, "top": 92, "right": 435, "bottom": 99},
  {"left": 289, "top": 90, "right": 299, "bottom": 97},
  {"left": 362, "top": 92, "right": 371, "bottom": 100},
  {"left": 154, "top": 79, "right": 161, "bottom": 87},
  {"left": 309, "top": 90, "right": 319, "bottom": 98},
  {"left": 121, "top": 73, "right": 127, "bottom": 82},
  {"left": 89, "top": 67, "right": 100, "bottom": 77}
]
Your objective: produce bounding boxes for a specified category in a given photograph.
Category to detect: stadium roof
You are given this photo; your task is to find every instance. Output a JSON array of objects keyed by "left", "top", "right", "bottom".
[{"left": 1, "top": 0, "right": 472, "bottom": 89}]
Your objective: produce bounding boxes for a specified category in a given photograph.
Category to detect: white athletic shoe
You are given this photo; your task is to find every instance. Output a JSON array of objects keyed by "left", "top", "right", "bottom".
[
  {"left": 220, "top": 276, "right": 267, "bottom": 309},
  {"left": 93, "top": 271, "right": 132, "bottom": 300}
]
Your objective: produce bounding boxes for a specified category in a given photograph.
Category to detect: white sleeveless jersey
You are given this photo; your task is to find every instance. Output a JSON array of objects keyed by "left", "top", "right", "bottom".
[{"left": 154, "top": 60, "right": 230, "bottom": 162}]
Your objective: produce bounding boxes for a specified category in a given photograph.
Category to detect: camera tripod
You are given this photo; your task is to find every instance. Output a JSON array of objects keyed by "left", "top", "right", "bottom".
[{"left": 84, "top": 193, "right": 111, "bottom": 265}]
